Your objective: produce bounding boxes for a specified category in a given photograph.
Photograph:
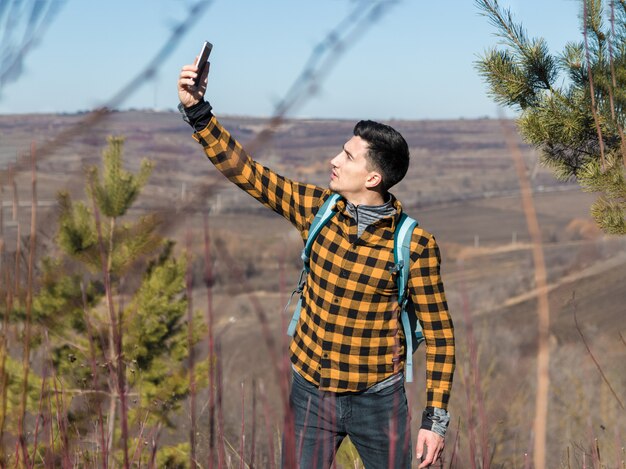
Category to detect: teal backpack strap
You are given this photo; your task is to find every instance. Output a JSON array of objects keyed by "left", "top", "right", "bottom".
[
  {"left": 284, "top": 270, "right": 307, "bottom": 336},
  {"left": 286, "top": 193, "right": 341, "bottom": 336},
  {"left": 393, "top": 213, "right": 423, "bottom": 382},
  {"left": 301, "top": 193, "right": 341, "bottom": 271}
]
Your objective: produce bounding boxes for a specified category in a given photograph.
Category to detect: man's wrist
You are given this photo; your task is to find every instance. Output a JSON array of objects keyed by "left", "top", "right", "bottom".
[
  {"left": 420, "top": 406, "right": 450, "bottom": 438},
  {"left": 178, "top": 100, "right": 213, "bottom": 131}
]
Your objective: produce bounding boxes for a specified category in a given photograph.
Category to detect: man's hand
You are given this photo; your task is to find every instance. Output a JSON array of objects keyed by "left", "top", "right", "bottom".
[
  {"left": 178, "top": 60, "right": 209, "bottom": 108},
  {"left": 416, "top": 428, "right": 444, "bottom": 468}
]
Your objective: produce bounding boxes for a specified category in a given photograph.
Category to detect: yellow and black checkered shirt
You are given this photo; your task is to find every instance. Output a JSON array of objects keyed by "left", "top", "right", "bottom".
[{"left": 193, "top": 116, "right": 455, "bottom": 410}]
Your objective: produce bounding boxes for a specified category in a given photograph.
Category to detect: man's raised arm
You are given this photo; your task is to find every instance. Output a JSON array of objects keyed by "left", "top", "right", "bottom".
[{"left": 176, "top": 59, "right": 327, "bottom": 234}]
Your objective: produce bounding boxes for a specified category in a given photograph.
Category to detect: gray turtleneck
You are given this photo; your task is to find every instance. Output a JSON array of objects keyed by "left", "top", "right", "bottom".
[{"left": 345, "top": 196, "right": 396, "bottom": 237}]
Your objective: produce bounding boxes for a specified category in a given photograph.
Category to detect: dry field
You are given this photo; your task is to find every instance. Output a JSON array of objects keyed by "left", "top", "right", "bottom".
[{"left": 1, "top": 110, "right": 624, "bottom": 467}]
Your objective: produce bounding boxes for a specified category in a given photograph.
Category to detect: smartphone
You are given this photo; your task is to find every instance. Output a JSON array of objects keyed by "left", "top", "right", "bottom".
[{"left": 194, "top": 40, "right": 213, "bottom": 86}]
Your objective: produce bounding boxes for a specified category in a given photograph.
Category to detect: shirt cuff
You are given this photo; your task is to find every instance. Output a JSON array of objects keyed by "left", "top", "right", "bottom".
[
  {"left": 420, "top": 406, "right": 450, "bottom": 438},
  {"left": 178, "top": 100, "right": 213, "bottom": 132}
]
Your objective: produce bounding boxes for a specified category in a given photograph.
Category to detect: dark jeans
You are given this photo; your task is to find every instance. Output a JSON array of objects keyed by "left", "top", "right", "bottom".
[{"left": 284, "top": 370, "right": 412, "bottom": 469}]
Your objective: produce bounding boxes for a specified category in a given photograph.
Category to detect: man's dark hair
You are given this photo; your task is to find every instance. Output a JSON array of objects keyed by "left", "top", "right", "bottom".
[{"left": 353, "top": 120, "right": 410, "bottom": 192}]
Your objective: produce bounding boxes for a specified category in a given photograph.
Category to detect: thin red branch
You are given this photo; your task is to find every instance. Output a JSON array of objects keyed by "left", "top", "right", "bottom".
[
  {"left": 447, "top": 417, "right": 461, "bottom": 469},
  {"left": 240, "top": 382, "right": 245, "bottom": 469},
  {"left": 583, "top": 0, "right": 607, "bottom": 169},
  {"left": 89, "top": 187, "right": 128, "bottom": 467},
  {"left": 130, "top": 411, "right": 153, "bottom": 467},
  {"left": 573, "top": 310, "right": 625, "bottom": 410},
  {"left": 18, "top": 143, "right": 37, "bottom": 468},
  {"left": 48, "top": 334, "right": 72, "bottom": 468},
  {"left": 30, "top": 356, "right": 48, "bottom": 468},
  {"left": 80, "top": 281, "right": 108, "bottom": 469},
  {"left": 0, "top": 196, "right": 11, "bottom": 465},
  {"left": 608, "top": 0, "right": 626, "bottom": 167},
  {"left": 203, "top": 212, "right": 216, "bottom": 469},
  {"left": 215, "top": 340, "right": 226, "bottom": 468},
  {"left": 258, "top": 383, "right": 276, "bottom": 469},
  {"left": 250, "top": 380, "right": 257, "bottom": 469},
  {"left": 186, "top": 229, "right": 198, "bottom": 468}
]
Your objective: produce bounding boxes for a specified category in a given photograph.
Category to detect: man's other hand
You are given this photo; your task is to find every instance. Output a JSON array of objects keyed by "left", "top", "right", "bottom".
[
  {"left": 416, "top": 428, "right": 444, "bottom": 468},
  {"left": 178, "top": 60, "right": 209, "bottom": 108}
]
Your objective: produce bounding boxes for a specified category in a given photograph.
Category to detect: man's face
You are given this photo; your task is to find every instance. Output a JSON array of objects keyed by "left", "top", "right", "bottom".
[{"left": 329, "top": 136, "right": 380, "bottom": 199}]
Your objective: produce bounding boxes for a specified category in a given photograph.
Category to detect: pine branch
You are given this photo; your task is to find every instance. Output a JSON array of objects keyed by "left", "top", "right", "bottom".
[
  {"left": 590, "top": 196, "right": 626, "bottom": 233},
  {"left": 477, "top": 49, "right": 537, "bottom": 108},
  {"left": 475, "top": 0, "right": 529, "bottom": 53},
  {"left": 110, "top": 215, "right": 162, "bottom": 275},
  {"left": 579, "top": 152, "right": 626, "bottom": 196},
  {"left": 524, "top": 38, "right": 558, "bottom": 91},
  {"left": 560, "top": 41, "right": 586, "bottom": 85},
  {"left": 56, "top": 192, "right": 100, "bottom": 271},
  {"left": 89, "top": 137, "right": 154, "bottom": 219}
]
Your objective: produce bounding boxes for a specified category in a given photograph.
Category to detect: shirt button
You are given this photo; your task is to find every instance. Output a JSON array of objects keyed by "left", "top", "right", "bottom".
[
  {"left": 322, "top": 353, "right": 329, "bottom": 359},
  {"left": 317, "top": 365, "right": 322, "bottom": 370},
  {"left": 333, "top": 298, "right": 339, "bottom": 304},
  {"left": 340, "top": 270, "right": 348, "bottom": 278}
]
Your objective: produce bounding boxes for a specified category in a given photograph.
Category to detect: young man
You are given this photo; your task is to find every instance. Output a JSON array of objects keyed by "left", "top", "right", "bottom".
[{"left": 177, "top": 61, "right": 455, "bottom": 468}]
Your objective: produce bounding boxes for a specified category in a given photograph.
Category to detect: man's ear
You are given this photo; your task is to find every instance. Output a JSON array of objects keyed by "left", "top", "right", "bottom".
[{"left": 365, "top": 171, "right": 383, "bottom": 189}]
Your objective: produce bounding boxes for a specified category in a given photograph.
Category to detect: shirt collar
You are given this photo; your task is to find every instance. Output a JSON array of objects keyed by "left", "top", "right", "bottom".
[{"left": 332, "top": 192, "right": 405, "bottom": 229}]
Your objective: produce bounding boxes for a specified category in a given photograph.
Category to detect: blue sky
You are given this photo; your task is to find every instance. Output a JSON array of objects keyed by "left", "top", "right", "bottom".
[{"left": 0, "top": 0, "right": 582, "bottom": 120}]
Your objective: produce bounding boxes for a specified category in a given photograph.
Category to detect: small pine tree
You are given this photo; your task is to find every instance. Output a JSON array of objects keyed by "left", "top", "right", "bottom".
[
  {"left": 476, "top": 0, "right": 626, "bottom": 234},
  {"left": 32, "top": 136, "right": 205, "bottom": 465}
]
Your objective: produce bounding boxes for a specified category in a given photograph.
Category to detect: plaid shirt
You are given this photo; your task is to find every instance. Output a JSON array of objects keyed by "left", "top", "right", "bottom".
[{"left": 193, "top": 116, "right": 455, "bottom": 410}]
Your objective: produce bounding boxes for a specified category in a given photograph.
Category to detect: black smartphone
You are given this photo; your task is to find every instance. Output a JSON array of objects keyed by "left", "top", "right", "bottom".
[{"left": 194, "top": 40, "right": 213, "bottom": 86}]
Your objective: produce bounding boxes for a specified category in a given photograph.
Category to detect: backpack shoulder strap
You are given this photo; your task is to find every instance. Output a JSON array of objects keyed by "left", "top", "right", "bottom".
[
  {"left": 394, "top": 213, "right": 418, "bottom": 307},
  {"left": 393, "top": 212, "right": 422, "bottom": 382},
  {"left": 287, "top": 192, "right": 341, "bottom": 336},
  {"left": 301, "top": 192, "right": 341, "bottom": 272}
]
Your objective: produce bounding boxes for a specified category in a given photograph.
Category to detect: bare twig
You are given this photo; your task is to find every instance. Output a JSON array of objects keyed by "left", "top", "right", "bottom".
[
  {"left": 203, "top": 212, "right": 217, "bottom": 469},
  {"left": 250, "top": 380, "right": 257, "bottom": 469},
  {"left": 258, "top": 382, "right": 277, "bottom": 469},
  {"left": 48, "top": 332, "right": 72, "bottom": 468},
  {"left": 18, "top": 142, "right": 37, "bottom": 468},
  {"left": 215, "top": 339, "right": 226, "bottom": 468},
  {"left": 80, "top": 280, "right": 108, "bottom": 469},
  {"left": 583, "top": 0, "right": 607, "bottom": 169},
  {"left": 130, "top": 412, "right": 154, "bottom": 468},
  {"left": 0, "top": 222, "right": 9, "bottom": 466},
  {"left": 606, "top": 1, "right": 626, "bottom": 166},
  {"left": 573, "top": 305, "right": 625, "bottom": 410},
  {"left": 447, "top": 417, "right": 461, "bottom": 469},
  {"left": 89, "top": 181, "right": 122, "bottom": 464},
  {"left": 30, "top": 353, "right": 48, "bottom": 468},
  {"left": 186, "top": 228, "right": 198, "bottom": 468},
  {"left": 240, "top": 382, "right": 246, "bottom": 469},
  {"left": 499, "top": 117, "right": 551, "bottom": 469},
  {"left": 0, "top": 0, "right": 65, "bottom": 92}
]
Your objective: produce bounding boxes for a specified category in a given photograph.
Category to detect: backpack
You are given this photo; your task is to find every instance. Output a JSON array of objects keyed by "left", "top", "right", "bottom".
[{"left": 285, "top": 193, "right": 425, "bottom": 382}]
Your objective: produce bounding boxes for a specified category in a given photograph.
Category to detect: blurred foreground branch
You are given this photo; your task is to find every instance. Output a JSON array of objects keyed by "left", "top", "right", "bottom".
[{"left": 0, "top": 0, "right": 65, "bottom": 94}]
